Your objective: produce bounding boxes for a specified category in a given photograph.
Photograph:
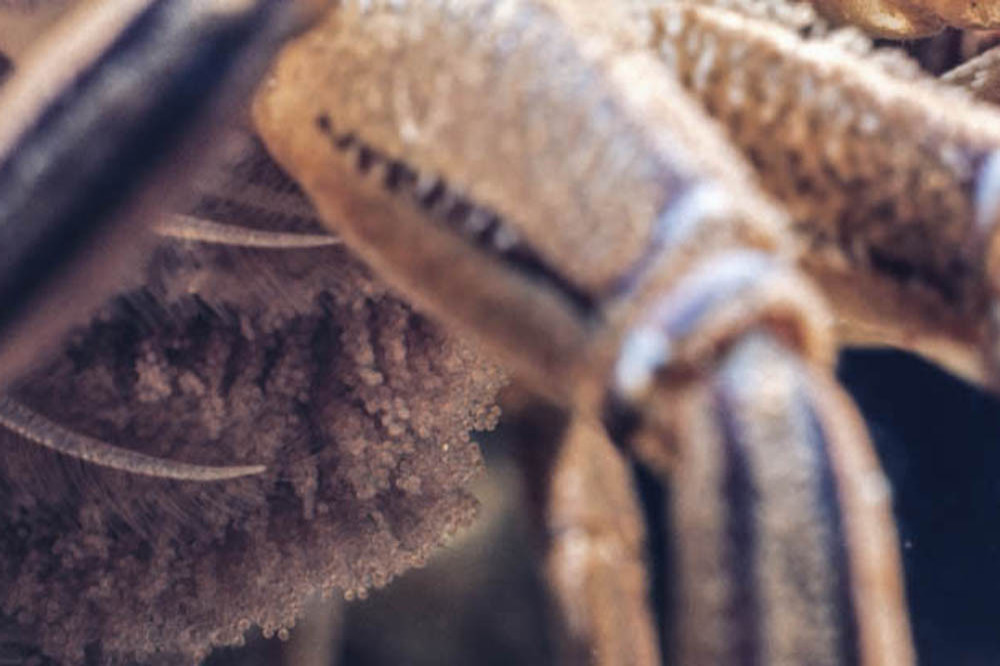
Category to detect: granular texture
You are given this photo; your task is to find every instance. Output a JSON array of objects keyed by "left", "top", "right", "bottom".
[{"left": 0, "top": 142, "right": 505, "bottom": 665}]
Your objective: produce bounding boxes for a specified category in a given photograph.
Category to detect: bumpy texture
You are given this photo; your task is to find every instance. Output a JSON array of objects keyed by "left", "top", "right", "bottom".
[
  {"left": 642, "top": 2, "right": 1000, "bottom": 313},
  {"left": 0, "top": 143, "right": 505, "bottom": 665},
  {"left": 810, "top": 0, "right": 1000, "bottom": 37}
]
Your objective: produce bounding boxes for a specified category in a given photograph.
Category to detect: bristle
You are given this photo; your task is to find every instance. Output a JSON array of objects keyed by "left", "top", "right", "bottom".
[
  {"left": 155, "top": 214, "right": 341, "bottom": 249},
  {"left": 0, "top": 395, "right": 266, "bottom": 481},
  {"left": 0, "top": 125, "right": 505, "bottom": 663},
  {"left": 1, "top": 215, "right": 505, "bottom": 664}
]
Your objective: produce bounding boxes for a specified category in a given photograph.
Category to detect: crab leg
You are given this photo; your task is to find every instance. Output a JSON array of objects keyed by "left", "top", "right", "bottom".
[
  {"left": 0, "top": 0, "right": 319, "bottom": 385},
  {"left": 610, "top": 254, "right": 911, "bottom": 664},
  {"left": 0, "top": 0, "right": 327, "bottom": 478},
  {"left": 253, "top": 0, "right": 913, "bottom": 662},
  {"left": 809, "top": 0, "right": 1000, "bottom": 37},
  {"left": 533, "top": 413, "right": 661, "bottom": 666},
  {"left": 944, "top": 44, "right": 1000, "bottom": 104},
  {"left": 628, "top": 1, "right": 1000, "bottom": 387}
]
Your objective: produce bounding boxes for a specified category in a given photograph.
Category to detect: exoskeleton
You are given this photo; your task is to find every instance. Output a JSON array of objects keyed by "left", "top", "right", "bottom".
[
  {"left": 253, "top": 1, "right": 914, "bottom": 664},
  {"left": 812, "top": 0, "right": 1000, "bottom": 36},
  {"left": 7, "top": 0, "right": 1000, "bottom": 664}
]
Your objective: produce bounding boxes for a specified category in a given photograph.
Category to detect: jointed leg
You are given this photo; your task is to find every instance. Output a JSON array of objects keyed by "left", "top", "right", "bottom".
[
  {"left": 944, "top": 44, "right": 1000, "bottom": 104},
  {"left": 636, "top": 1, "right": 1000, "bottom": 386},
  {"left": 251, "top": 4, "right": 916, "bottom": 662},
  {"left": 635, "top": 333, "right": 910, "bottom": 664},
  {"left": 608, "top": 251, "right": 913, "bottom": 665},
  {"left": 542, "top": 416, "right": 660, "bottom": 666}
]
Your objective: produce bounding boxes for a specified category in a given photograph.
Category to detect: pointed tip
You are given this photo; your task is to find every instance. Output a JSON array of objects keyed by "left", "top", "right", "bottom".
[{"left": 0, "top": 396, "right": 267, "bottom": 482}]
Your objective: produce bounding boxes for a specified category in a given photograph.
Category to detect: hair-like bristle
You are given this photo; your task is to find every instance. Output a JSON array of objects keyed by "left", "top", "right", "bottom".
[
  {"left": 155, "top": 214, "right": 341, "bottom": 249},
  {"left": 0, "top": 395, "right": 266, "bottom": 481},
  {"left": 0, "top": 138, "right": 506, "bottom": 664}
]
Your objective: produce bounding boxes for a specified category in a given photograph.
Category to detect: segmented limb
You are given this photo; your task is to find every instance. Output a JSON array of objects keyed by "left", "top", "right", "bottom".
[
  {"left": 944, "top": 44, "right": 1000, "bottom": 104},
  {"left": 253, "top": 1, "right": 914, "bottom": 662},
  {"left": 0, "top": 395, "right": 265, "bottom": 480},
  {"left": 808, "top": 0, "right": 1000, "bottom": 36},
  {"left": 541, "top": 416, "right": 660, "bottom": 666},
  {"left": 623, "top": 331, "right": 909, "bottom": 664},
  {"left": 608, "top": 253, "right": 912, "bottom": 665},
  {"left": 635, "top": 1, "right": 1000, "bottom": 386},
  {"left": 0, "top": 0, "right": 317, "bottom": 386}
]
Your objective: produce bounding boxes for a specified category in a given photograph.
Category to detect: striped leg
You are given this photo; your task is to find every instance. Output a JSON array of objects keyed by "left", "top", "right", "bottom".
[
  {"left": 251, "top": 2, "right": 918, "bottom": 662},
  {"left": 643, "top": 334, "right": 911, "bottom": 664},
  {"left": 602, "top": 251, "right": 915, "bottom": 665}
]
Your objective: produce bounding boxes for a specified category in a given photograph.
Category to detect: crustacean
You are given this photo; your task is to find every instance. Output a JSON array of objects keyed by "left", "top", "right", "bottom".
[{"left": 4, "top": 0, "right": 1000, "bottom": 664}]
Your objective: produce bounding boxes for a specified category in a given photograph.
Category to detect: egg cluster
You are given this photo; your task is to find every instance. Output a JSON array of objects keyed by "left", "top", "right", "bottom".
[{"left": 0, "top": 158, "right": 505, "bottom": 664}]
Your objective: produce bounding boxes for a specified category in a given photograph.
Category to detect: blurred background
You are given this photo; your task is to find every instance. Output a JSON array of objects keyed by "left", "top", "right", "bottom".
[{"left": 203, "top": 349, "right": 1000, "bottom": 666}]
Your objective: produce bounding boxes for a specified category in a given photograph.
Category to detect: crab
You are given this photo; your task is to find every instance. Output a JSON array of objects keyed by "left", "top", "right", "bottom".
[{"left": 4, "top": 0, "right": 1000, "bottom": 664}]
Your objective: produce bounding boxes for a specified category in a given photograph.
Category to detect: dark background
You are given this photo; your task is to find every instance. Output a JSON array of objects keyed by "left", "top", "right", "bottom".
[
  {"left": 842, "top": 349, "right": 1000, "bottom": 666},
  {"left": 205, "top": 348, "right": 1000, "bottom": 666}
]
